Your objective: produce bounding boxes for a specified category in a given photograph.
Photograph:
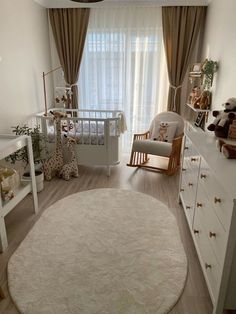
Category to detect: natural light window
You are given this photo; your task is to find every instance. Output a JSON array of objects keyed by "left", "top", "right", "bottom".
[{"left": 78, "top": 7, "right": 167, "bottom": 150}]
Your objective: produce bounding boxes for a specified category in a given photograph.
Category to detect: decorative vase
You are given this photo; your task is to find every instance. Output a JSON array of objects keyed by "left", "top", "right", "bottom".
[{"left": 22, "top": 170, "right": 44, "bottom": 193}]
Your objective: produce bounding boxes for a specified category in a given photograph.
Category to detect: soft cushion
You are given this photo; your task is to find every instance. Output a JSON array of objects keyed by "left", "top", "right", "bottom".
[
  {"left": 149, "top": 112, "right": 184, "bottom": 138},
  {"left": 133, "top": 140, "right": 172, "bottom": 157},
  {"left": 150, "top": 121, "right": 178, "bottom": 142}
]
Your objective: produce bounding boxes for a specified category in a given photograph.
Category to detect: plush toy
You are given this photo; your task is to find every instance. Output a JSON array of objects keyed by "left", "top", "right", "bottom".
[
  {"left": 217, "top": 139, "right": 236, "bottom": 159},
  {"left": 207, "top": 98, "right": 236, "bottom": 138},
  {"left": 223, "top": 97, "right": 236, "bottom": 112},
  {"left": 188, "top": 86, "right": 201, "bottom": 104},
  {"left": 59, "top": 135, "right": 79, "bottom": 181},
  {"left": 193, "top": 90, "right": 211, "bottom": 110},
  {"left": 156, "top": 122, "right": 168, "bottom": 142},
  {"left": 43, "top": 111, "right": 66, "bottom": 181}
]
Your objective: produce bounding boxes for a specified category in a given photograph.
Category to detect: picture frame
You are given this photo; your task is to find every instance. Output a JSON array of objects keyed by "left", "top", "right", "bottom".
[
  {"left": 195, "top": 112, "right": 205, "bottom": 127},
  {"left": 190, "top": 63, "right": 202, "bottom": 73}
]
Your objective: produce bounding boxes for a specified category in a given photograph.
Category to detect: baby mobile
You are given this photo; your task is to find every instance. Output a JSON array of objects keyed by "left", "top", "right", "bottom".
[{"left": 54, "top": 86, "right": 73, "bottom": 108}]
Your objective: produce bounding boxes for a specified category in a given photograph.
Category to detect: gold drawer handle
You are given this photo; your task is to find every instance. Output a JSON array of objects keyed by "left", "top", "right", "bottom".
[
  {"left": 205, "top": 263, "right": 212, "bottom": 269},
  {"left": 194, "top": 229, "right": 199, "bottom": 234},
  {"left": 191, "top": 157, "right": 197, "bottom": 162},
  {"left": 196, "top": 202, "right": 202, "bottom": 208},
  {"left": 214, "top": 197, "right": 222, "bottom": 204},
  {"left": 188, "top": 182, "right": 193, "bottom": 186},
  {"left": 209, "top": 231, "right": 216, "bottom": 238},
  {"left": 186, "top": 206, "right": 191, "bottom": 209},
  {"left": 200, "top": 174, "right": 206, "bottom": 179},
  {"left": 180, "top": 188, "right": 184, "bottom": 192}
]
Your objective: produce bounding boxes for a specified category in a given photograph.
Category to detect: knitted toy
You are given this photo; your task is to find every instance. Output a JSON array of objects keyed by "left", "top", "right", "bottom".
[
  {"left": 59, "top": 135, "right": 79, "bottom": 181},
  {"left": 43, "top": 111, "right": 65, "bottom": 180},
  {"left": 217, "top": 139, "right": 236, "bottom": 159},
  {"left": 193, "top": 90, "right": 211, "bottom": 110}
]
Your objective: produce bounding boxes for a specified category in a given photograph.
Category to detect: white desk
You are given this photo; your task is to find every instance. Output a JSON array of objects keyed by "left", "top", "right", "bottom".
[{"left": 0, "top": 135, "right": 38, "bottom": 252}]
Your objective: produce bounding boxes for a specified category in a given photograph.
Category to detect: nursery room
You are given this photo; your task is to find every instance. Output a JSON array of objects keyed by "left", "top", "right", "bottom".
[{"left": 0, "top": 0, "right": 236, "bottom": 313}]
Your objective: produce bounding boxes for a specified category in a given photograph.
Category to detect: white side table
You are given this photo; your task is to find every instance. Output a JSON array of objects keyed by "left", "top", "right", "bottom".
[{"left": 0, "top": 135, "right": 38, "bottom": 252}]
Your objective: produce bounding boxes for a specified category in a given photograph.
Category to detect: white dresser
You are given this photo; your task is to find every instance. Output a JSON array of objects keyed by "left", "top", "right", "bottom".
[{"left": 179, "top": 127, "right": 236, "bottom": 314}]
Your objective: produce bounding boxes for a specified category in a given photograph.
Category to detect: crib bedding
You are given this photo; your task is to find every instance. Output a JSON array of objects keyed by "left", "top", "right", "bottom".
[
  {"left": 46, "top": 120, "right": 108, "bottom": 145},
  {"left": 47, "top": 128, "right": 105, "bottom": 145}
]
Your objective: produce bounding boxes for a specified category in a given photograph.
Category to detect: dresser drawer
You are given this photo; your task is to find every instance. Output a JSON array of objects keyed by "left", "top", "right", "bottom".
[
  {"left": 193, "top": 211, "right": 222, "bottom": 302},
  {"left": 194, "top": 197, "right": 227, "bottom": 267},
  {"left": 198, "top": 158, "right": 232, "bottom": 230},
  {"left": 180, "top": 187, "right": 195, "bottom": 227},
  {"left": 183, "top": 136, "right": 200, "bottom": 162},
  {"left": 180, "top": 171, "right": 198, "bottom": 226}
]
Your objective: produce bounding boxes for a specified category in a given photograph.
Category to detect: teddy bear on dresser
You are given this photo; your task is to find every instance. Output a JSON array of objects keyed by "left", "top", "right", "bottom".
[
  {"left": 217, "top": 139, "right": 236, "bottom": 159},
  {"left": 207, "top": 98, "right": 236, "bottom": 138}
]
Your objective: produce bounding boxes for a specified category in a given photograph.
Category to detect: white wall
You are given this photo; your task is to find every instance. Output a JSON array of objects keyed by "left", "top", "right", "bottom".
[
  {"left": 0, "top": 0, "right": 52, "bottom": 133},
  {"left": 202, "top": 0, "right": 236, "bottom": 110}
]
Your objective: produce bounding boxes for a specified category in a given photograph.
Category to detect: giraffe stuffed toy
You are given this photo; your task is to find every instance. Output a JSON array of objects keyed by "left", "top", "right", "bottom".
[
  {"left": 59, "top": 135, "right": 79, "bottom": 181},
  {"left": 43, "top": 111, "right": 66, "bottom": 181}
]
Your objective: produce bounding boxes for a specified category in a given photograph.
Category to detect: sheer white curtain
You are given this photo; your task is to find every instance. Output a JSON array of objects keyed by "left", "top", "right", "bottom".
[{"left": 78, "top": 6, "right": 168, "bottom": 150}]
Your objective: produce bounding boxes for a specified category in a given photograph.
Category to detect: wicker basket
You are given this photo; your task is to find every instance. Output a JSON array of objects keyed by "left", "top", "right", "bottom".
[{"left": 0, "top": 168, "right": 20, "bottom": 201}]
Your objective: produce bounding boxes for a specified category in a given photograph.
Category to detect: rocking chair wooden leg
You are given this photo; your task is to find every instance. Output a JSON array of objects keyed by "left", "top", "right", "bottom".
[
  {"left": 127, "top": 150, "right": 149, "bottom": 167},
  {"left": 0, "top": 286, "right": 5, "bottom": 300}
]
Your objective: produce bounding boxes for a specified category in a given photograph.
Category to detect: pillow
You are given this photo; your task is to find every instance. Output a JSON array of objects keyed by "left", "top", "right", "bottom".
[{"left": 150, "top": 121, "right": 178, "bottom": 143}]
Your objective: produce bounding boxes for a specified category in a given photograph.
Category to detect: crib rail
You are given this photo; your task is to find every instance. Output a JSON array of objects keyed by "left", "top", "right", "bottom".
[{"left": 36, "top": 108, "right": 123, "bottom": 146}]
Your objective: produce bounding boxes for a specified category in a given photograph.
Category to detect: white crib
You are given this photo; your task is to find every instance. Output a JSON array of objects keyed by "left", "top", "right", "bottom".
[{"left": 36, "top": 108, "right": 126, "bottom": 176}]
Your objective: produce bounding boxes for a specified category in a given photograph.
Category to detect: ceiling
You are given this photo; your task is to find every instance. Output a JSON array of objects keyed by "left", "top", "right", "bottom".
[{"left": 34, "top": 0, "right": 210, "bottom": 8}]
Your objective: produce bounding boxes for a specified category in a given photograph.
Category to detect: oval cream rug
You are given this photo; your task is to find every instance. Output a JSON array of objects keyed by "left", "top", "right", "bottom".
[{"left": 8, "top": 188, "right": 187, "bottom": 314}]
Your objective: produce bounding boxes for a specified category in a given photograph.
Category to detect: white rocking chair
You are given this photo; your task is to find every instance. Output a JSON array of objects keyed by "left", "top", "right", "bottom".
[{"left": 127, "top": 111, "right": 184, "bottom": 175}]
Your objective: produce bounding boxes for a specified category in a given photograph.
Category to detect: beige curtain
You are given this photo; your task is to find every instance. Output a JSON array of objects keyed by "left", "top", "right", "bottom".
[
  {"left": 162, "top": 6, "right": 206, "bottom": 113},
  {"left": 49, "top": 8, "right": 90, "bottom": 109}
]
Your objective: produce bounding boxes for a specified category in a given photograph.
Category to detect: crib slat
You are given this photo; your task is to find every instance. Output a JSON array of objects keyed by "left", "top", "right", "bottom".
[
  {"left": 96, "top": 121, "right": 98, "bottom": 145},
  {"left": 81, "top": 121, "right": 84, "bottom": 144},
  {"left": 89, "top": 120, "right": 91, "bottom": 145},
  {"left": 74, "top": 119, "right": 76, "bottom": 139}
]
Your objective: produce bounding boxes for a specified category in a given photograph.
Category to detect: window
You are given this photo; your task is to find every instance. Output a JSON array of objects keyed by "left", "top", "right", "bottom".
[{"left": 78, "top": 7, "right": 167, "bottom": 150}]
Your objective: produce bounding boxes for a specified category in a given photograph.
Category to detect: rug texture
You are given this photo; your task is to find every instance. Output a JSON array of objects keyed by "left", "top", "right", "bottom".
[{"left": 8, "top": 188, "right": 187, "bottom": 314}]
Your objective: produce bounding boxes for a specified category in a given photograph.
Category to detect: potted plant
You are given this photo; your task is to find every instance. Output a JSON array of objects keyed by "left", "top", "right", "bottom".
[
  {"left": 201, "top": 59, "right": 218, "bottom": 91},
  {"left": 6, "top": 125, "right": 48, "bottom": 192}
]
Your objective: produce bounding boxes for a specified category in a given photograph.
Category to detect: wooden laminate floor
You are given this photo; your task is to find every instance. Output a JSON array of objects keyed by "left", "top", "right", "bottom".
[{"left": 0, "top": 154, "right": 215, "bottom": 314}]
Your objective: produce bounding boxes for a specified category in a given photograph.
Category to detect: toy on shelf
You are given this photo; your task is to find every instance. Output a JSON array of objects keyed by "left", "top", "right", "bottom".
[
  {"left": 207, "top": 98, "right": 236, "bottom": 138},
  {"left": 193, "top": 90, "right": 211, "bottom": 110},
  {"left": 59, "top": 135, "right": 79, "bottom": 181},
  {"left": 187, "top": 59, "right": 218, "bottom": 113},
  {"left": 43, "top": 111, "right": 66, "bottom": 181},
  {"left": 188, "top": 86, "right": 201, "bottom": 105}
]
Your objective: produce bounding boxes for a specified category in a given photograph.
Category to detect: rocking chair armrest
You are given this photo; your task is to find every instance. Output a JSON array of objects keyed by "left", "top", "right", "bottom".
[
  {"left": 133, "top": 131, "right": 150, "bottom": 140},
  {"left": 172, "top": 134, "right": 184, "bottom": 144},
  {"left": 170, "top": 134, "right": 184, "bottom": 156}
]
